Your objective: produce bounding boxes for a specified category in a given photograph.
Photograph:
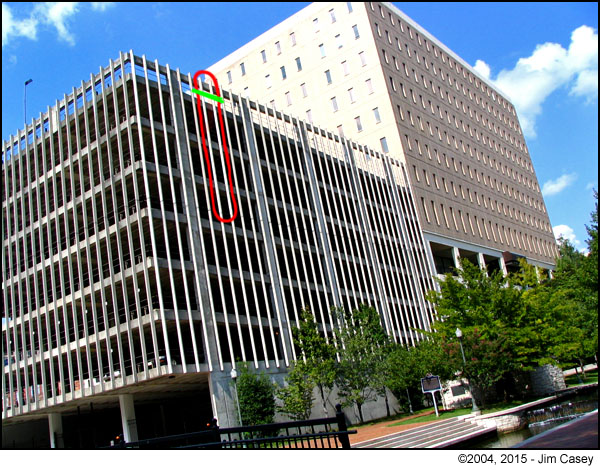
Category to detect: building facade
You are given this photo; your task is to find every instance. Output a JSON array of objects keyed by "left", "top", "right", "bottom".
[
  {"left": 2, "top": 51, "right": 435, "bottom": 447},
  {"left": 208, "top": 1, "right": 558, "bottom": 276}
]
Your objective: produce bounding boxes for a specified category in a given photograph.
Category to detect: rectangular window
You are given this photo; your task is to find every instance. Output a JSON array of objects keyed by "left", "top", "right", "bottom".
[
  {"left": 319, "top": 43, "right": 326, "bottom": 58},
  {"left": 347, "top": 2, "right": 353, "bottom": 13},
  {"left": 286, "top": 92, "right": 292, "bottom": 106},
  {"left": 281, "top": 66, "right": 287, "bottom": 80},
  {"left": 365, "top": 78, "right": 373, "bottom": 94},
  {"left": 329, "top": 8, "right": 336, "bottom": 23},
  {"left": 295, "top": 57, "right": 302, "bottom": 71},
  {"left": 306, "top": 109, "right": 313, "bottom": 123},
  {"left": 342, "top": 60, "right": 349, "bottom": 75},
  {"left": 331, "top": 96, "right": 339, "bottom": 112},
  {"left": 337, "top": 124, "right": 344, "bottom": 137},
  {"left": 227, "top": 71, "right": 232, "bottom": 84},
  {"left": 300, "top": 83, "right": 307, "bottom": 97},
  {"left": 380, "top": 137, "right": 388, "bottom": 153},
  {"left": 359, "top": 51, "right": 366, "bottom": 66},
  {"left": 348, "top": 88, "right": 356, "bottom": 103},
  {"left": 265, "top": 74, "right": 272, "bottom": 88},
  {"left": 240, "top": 62, "right": 246, "bottom": 76},
  {"left": 336, "top": 34, "right": 343, "bottom": 49},
  {"left": 355, "top": 116, "right": 362, "bottom": 132},
  {"left": 261, "top": 50, "right": 267, "bottom": 63},
  {"left": 325, "top": 69, "right": 332, "bottom": 84},
  {"left": 313, "top": 18, "right": 319, "bottom": 33},
  {"left": 290, "top": 32, "right": 296, "bottom": 46},
  {"left": 275, "top": 41, "right": 281, "bottom": 55},
  {"left": 353, "top": 24, "right": 359, "bottom": 39},
  {"left": 373, "top": 107, "right": 381, "bottom": 123}
]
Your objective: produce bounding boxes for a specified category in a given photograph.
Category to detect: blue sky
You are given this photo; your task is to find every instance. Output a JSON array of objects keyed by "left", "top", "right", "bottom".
[{"left": 2, "top": 2, "right": 598, "bottom": 253}]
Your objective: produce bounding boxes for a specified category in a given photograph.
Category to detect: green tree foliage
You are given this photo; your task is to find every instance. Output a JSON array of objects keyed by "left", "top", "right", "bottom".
[
  {"left": 236, "top": 363, "right": 276, "bottom": 426},
  {"left": 291, "top": 308, "right": 337, "bottom": 416},
  {"left": 385, "top": 339, "right": 455, "bottom": 412},
  {"left": 275, "top": 361, "right": 315, "bottom": 421},
  {"left": 334, "top": 305, "right": 390, "bottom": 423}
]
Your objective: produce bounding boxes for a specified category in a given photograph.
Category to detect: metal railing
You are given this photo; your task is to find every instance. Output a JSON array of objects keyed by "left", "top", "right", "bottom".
[{"left": 107, "top": 404, "right": 355, "bottom": 449}]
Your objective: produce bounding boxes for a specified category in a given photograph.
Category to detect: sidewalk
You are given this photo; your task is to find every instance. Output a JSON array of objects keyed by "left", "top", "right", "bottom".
[{"left": 348, "top": 410, "right": 439, "bottom": 446}]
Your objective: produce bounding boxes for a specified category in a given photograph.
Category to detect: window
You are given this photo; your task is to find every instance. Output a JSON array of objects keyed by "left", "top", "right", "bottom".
[
  {"left": 359, "top": 51, "right": 366, "bottom": 66},
  {"left": 355, "top": 116, "right": 363, "bottom": 132},
  {"left": 295, "top": 57, "right": 302, "bottom": 71},
  {"left": 329, "top": 8, "right": 336, "bottom": 23},
  {"left": 347, "top": 2, "right": 353, "bottom": 13},
  {"left": 275, "top": 41, "right": 281, "bottom": 55},
  {"left": 319, "top": 43, "right": 326, "bottom": 58},
  {"left": 342, "top": 60, "right": 349, "bottom": 75},
  {"left": 336, "top": 34, "right": 343, "bottom": 49},
  {"left": 300, "top": 83, "right": 307, "bottom": 97},
  {"left": 290, "top": 32, "right": 296, "bottom": 46},
  {"left": 337, "top": 124, "right": 344, "bottom": 137},
  {"left": 325, "top": 69, "right": 332, "bottom": 84},
  {"left": 353, "top": 24, "right": 360, "bottom": 39},
  {"left": 313, "top": 18, "right": 319, "bottom": 33},
  {"left": 306, "top": 109, "right": 313, "bottom": 123},
  {"left": 261, "top": 50, "right": 267, "bottom": 63},
  {"left": 286, "top": 92, "right": 292, "bottom": 106},
  {"left": 281, "top": 66, "right": 287, "bottom": 80},
  {"left": 243, "top": 87, "right": 249, "bottom": 97},
  {"left": 380, "top": 137, "right": 389, "bottom": 153},
  {"left": 331, "top": 96, "right": 339, "bottom": 112},
  {"left": 348, "top": 88, "right": 356, "bottom": 103},
  {"left": 227, "top": 71, "right": 232, "bottom": 84},
  {"left": 240, "top": 62, "right": 246, "bottom": 76},
  {"left": 373, "top": 107, "right": 381, "bottom": 123},
  {"left": 265, "top": 74, "right": 272, "bottom": 88},
  {"left": 365, "top": 78, "right": 373, "bottom": 94}
]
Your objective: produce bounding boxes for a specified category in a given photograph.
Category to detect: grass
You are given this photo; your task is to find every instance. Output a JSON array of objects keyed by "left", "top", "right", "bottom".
[
  {"left": 387, "top": 407, "right": 472, "bottom": 426},
  {"left": 564, "top": 370, "right": 598, "bottom": 387}
]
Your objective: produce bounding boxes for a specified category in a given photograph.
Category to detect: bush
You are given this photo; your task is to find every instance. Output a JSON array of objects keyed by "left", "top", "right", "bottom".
[{"left": 236, "top": 363, "right": 276, "bottom": 427}]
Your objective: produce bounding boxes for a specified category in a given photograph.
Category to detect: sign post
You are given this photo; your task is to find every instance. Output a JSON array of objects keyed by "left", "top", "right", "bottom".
[{"left": 421, "top": 374, "right": 442, "bottom": 417}]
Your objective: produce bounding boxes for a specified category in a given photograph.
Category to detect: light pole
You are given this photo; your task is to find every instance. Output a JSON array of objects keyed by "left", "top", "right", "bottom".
[
  {"left": 24, "top": 79, "right": 33, "bottom": 126},
  {"left": 230, "top": 368, "right": 243, "bottom": 427},
  {"left": 455, "top": 327, "right": 481, "bottom": 415}
]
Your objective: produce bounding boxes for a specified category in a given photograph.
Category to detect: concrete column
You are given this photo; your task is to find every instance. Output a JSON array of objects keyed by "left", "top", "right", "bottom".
[
  {"left": 499, "top": 256, "right": 508, "bottom": 276},
  {"left": 477, "top": 253, "right": 487, "bottom": 275},
  {"left": 119, "top": 394, "right": 139, "bottom": 443},
  {"left": 208, "top": 369, "right": 237, "bottom": 428},
  {"left": 48, "top": 413, "right": 64, "bottom": 449},
  {"left": 452, "top": 247, "right": 461, "bottom": 271}
]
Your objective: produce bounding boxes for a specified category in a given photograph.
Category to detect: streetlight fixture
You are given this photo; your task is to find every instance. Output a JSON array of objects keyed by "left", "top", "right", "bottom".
[
  {"left": 24, "top": 79, "right": 33, "bottom": 126},
  {"left": 230, "top": 368, "right": 243, "bottom": 426},
  {"left": 455, "top": 327, "right": 481, "bottom": 415}
]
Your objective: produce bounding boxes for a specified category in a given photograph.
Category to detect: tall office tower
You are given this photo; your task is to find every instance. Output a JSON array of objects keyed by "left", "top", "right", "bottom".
[
  {"left": 209, "top": 2, "right": 558, "bottom": 276},
  {"left": 2, "top": 51, "right": 435, "bottom": 447}
]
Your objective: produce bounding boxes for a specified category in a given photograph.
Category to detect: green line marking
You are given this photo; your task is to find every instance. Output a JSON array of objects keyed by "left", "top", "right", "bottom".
[{"left": 191, "top": 88, "right": 224, "bottom": 104}]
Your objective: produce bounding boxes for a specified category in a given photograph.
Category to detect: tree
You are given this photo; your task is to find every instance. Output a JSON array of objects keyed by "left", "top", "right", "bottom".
[
  {"left": 291, "top": 308, "right": 337, "bottom": 417},
  {"left": 426, "top": 259, "right": 524, "bottom": 404},
  {"left": 275, "top": 361, "right": 315, "bottom": 421},
  {"left": 236, "top": 362, "right": 276, "bottom": 426},
  {"left": 334, "top": 305, "right": 390, "bottom": 423},
  {"left": 385, "top": 339, "right": 455, "bottom": 413}
]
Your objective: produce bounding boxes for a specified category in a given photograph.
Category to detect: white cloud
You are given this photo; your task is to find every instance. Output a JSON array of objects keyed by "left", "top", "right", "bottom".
[
  {"left": 473, "top": 59, "right": 491, "bottom": 79},
  {"left": 553, "top": 224, "right": 586, "bottom": 252},
  {"left": 33, "top": 2, "right": 79, "bottom": 45},
  {"left": 2, "top": 3, "right": 38, "bottom": 47},
  {"left": 2, "top": 2, "right": 114, "bottom": 48},
  {"left": 474, "top": 25, "right": 598, "bottom": 138},
  {"left": 91, "top": 3, "right": 116, "bottom": 12},
  {"left": 542, "top": 173, "right": 577, "bottom": 196}
]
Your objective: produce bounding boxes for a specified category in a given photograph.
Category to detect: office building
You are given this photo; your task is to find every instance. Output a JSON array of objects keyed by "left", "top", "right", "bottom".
[{"left": 208, "top": 2, "right": 558, "bottom": 276}]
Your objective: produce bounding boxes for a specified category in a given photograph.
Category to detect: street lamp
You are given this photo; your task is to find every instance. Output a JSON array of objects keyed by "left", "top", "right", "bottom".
[
  {"left": 24, "top": 79, "right": 33, "bottom": 126},
  {"left": 230, "top": 368, "right": 243, "bottom": 426},
  {"left": 455, "top": 327, "right": 481, "bottom": 415}
]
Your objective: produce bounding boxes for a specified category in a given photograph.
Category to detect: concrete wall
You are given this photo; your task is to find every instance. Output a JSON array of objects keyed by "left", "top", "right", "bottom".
[{"left": 530, "top": 364, "right": 566, "bottom": 396}]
